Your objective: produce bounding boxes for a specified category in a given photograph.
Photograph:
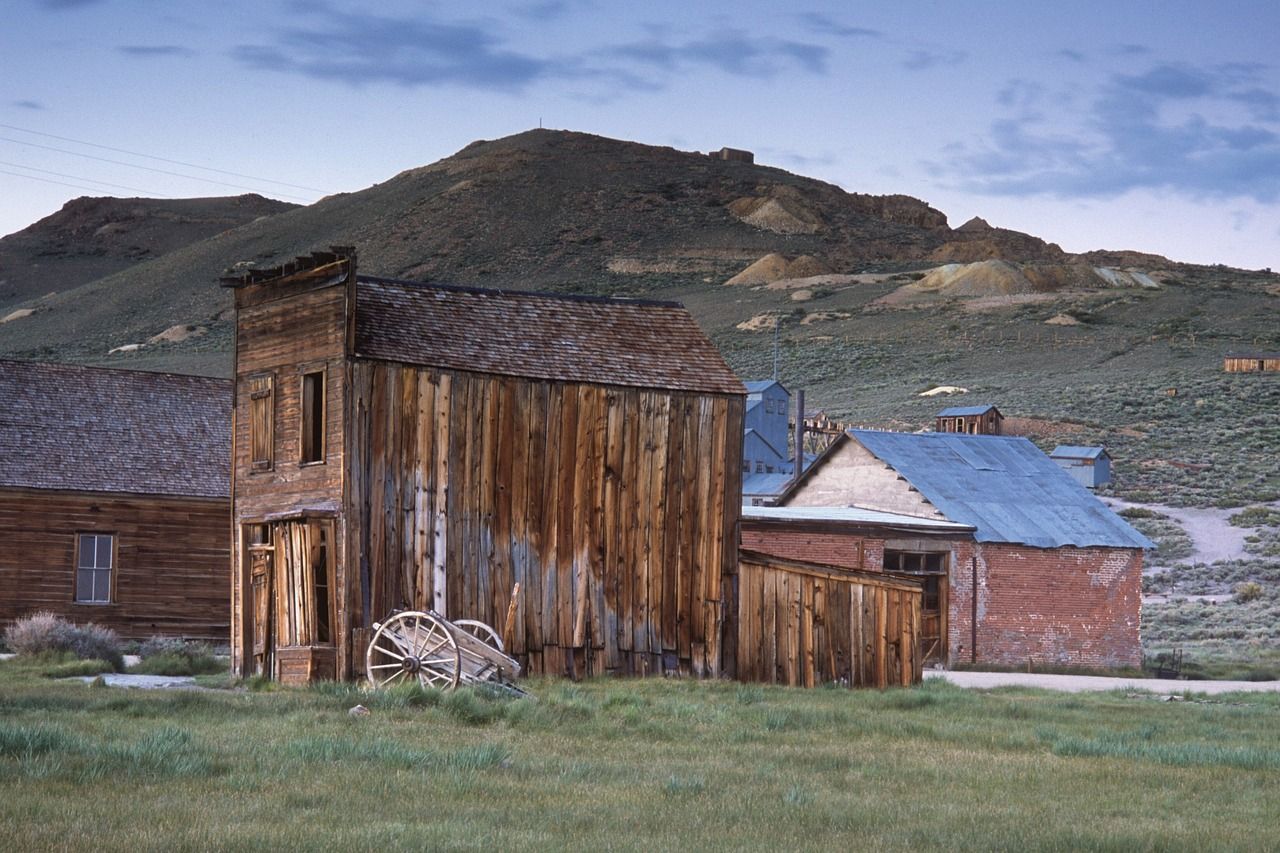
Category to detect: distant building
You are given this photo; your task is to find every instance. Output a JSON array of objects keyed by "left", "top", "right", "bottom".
[
  {"left": 936, "top": 404, "right": 1003, "bottom": 435},
  {"left": 1051, "top": 446, "right": 1112, "bottom": 489},
  {"left": 1224, "top": 351, "right": 1280, "bottom": 373},
  {"left": 766, "top": 429, "right": 1151, "bottom": 669},
  {"left": 715, "top": 147, "right": 754, "bottom": 163},
  {"left": 743, "top": 380, "right": 791, "bottom": 473}
]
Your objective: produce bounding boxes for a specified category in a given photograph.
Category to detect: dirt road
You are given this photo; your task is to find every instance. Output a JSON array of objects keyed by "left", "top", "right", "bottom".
[{"left": 928, "top": 669, "right": 1280, "bottom": 695}]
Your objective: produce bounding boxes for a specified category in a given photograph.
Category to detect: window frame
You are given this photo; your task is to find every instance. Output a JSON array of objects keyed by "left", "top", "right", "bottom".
[
  {"left": 74, "top": 532, "right": 116, "bottom": 605},
  {"left": 299, "top": 364, "right": 327, "bottom": 466}
]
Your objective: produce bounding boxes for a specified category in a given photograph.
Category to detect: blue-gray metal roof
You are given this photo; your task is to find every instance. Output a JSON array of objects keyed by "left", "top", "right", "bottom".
[
  {"left": 850, "top": 430, "right": 1152, "bottom": 550},
  {"left": 743, "top": 505, "right": 974, "bottom": 533},
  {"left": 744, "top": 379, "right": 787, "bottom": 394},
  {"left": 938, "top": 404, "right": 998, "bottom": 417},
  {"left": 743, "top": 472, "right": 794, "bottom": 497},
  {"left": 1051, "top": 445, "right": 1109, "bottom": 460}
]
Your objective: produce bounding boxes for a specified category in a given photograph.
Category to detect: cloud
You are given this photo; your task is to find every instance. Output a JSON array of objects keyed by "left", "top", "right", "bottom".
[
  {"left": 510, "top": 0, "right": 570, "bottom": 21},
  {"left": 797, "top": 12, "right": 880, "bottom": 39},
  {"left": 11, "top": 100, "right": 44, "bottom": 110},
  {"left": 1058, "top": 49, "right": 1086, "bottom": 63},
  {"left": 938, "top": 61, "right": 1280, "bottom": 204},
  {"left": 903, "top": 48, "right": 966, "bottom": 71},
  {"left": 612, "top": 29, "right": 828, "bottom": 77},
  {"left": 36, "top": 0, "right": 103, "bottom": 8},
  {"left": 118, "top": 45, "right": 196, "bottom": 58}
]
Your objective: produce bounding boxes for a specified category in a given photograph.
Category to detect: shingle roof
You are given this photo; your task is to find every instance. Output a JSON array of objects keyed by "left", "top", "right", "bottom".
[
  {"left": 354, "top": 278, "right": 745, "bottom": 395},
  {"left": 937, "top": 404, "right": 999, "bottom": 417},
  {"left": 1051, "top": 445, "right": 1109, "bottom": 460},
  {"left": 849, "top": 430, "right": 1151, "bottom": 550},
  {"left": 0, "top": 361, "right": 231, "bottom": 498}
]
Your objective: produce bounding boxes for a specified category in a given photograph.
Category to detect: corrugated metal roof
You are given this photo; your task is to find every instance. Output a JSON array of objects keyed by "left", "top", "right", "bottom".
[
  {"left": 1051, "top": 445, "right": 1109, "bottom": 460},
  {"left": 937, "top": 404, "right": 999, "bottom": 417},
  {"left": 0, "top": 360, "right": 231, "bottom": 498},
  {"left": 744, "top": 379, "right": 787, "bottom": 394},
  {"left": 742, "top": 472, "right": 793, "bottom": 497},
  {"left": 355, "top": 278, "right": 745, "bottom": 396},
  {"left": 743, "top": 505, "right": 974, "bottom": 532},
  {"left": 850, "top": 430, "right": 1152, "bottom": 550}
]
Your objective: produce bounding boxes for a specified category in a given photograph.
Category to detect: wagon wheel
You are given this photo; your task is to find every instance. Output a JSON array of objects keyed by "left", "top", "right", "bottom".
[
  {"left": 366, "top": 610, "right": 461, "bottom": 690},
  {"left": 453, "top": 618, "right": 504, "bottom": 652}
]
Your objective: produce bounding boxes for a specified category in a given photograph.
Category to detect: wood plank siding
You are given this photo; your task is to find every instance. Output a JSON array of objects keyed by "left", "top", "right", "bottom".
[
  {"left": 0, "top": 488, "right": 230, "bottom": 640},
  {"left": 735, "top": 551, "right": 923, "bottom": 688},
  {"left": 345, "top": 361, "right": 744, "bottom": 677},
  {"left": 1223, "top": 353, "right": 1280, "bottom": 373}
]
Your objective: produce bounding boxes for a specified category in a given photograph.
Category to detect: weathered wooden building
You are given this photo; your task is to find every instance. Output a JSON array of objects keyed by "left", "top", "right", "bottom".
[
  {"left": 0, "top": 361, "right": 231, "bottom": 640},
  {"left": 935, "top": 404, "right": 1003, "bottom": 435},
  {"left": 769, "top": 430, "right": 1152, "bottom": 668},
  {"left": 1223, "top": 351, "right": 1280, "bottom": 373},
  {"left": 226, "top": 249, "right": 745, "bottom": 684},
  {"left": 1050, "top": 445, "right": 1112, "bottom": 489}
]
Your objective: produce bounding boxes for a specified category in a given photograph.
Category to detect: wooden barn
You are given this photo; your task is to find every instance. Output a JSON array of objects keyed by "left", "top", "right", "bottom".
[
  {"left": 935, "top": 404, "right": 1003, "bottom": 435},
  {"left": 225, "top": 249, "right": 746, "bottom": 684},
  {"left": 1223, "top": 351, "right": 1280, "bottom": 373},
  {"left": 0, "top": 361, "right": 231, "bottom": 640}
]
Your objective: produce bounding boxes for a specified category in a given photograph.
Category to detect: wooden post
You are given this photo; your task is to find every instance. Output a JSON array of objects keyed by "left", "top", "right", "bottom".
[{"left": 503, "top": 583, "right": 521, "bottom": 650}]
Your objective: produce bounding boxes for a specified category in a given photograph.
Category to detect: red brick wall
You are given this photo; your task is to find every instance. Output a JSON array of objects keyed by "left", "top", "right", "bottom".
[
  {"left": 947, "top": 542, "right": 1143, "bottom": 669},
  {"left": 740, "top": 523, "right": 883, "bottom": 572}
]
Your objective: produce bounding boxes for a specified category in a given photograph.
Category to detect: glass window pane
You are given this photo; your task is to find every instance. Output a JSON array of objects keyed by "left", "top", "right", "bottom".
[
  {"left": 76, "top": 568, "right": 94, "bottom": 601},
  {"left": 78, "top": 535, "right": 96, "bottom": 568},
  {"left": 97, "top": 535, "right": 113, "bottom": 569},
  {"left": 94, "top": 569, "right": 110, "bottom": 602}
]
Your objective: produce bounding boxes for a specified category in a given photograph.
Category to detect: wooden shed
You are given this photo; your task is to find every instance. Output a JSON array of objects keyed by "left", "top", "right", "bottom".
[
  {"left": 0, "top": 361, "right": 231, "bottom": 640},
  {"left": 736, "top": 551, "right": 923, "bottom": 688},
  {"left": 1223, "top": 352, "right": 1280, "bottom": 373},
  {"left": 936, "top": 404, "right": 1003, "bottom": 435},
  {"left": 225, "top": 249, "right": 746, "bottom": 684}
]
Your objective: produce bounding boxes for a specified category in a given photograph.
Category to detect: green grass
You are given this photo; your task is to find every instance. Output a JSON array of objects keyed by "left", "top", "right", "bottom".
[{"left": 2, "top": 661, "right": 1279, "bottom": 850}]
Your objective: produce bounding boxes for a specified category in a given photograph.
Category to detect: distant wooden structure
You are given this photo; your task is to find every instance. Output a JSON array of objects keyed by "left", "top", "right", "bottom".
[
  {"left": 715, "top": 147, "right": 754, "bottom": 163},
  {"left": 0, "top": 361, "right": 230, "bottom": 640},
  {"left": 1050, "top": 446, "right": 1112, "bottom": 489},
  {"left": 936, "top": 404, "right": 1003, "bottom": 435},
  {"left": 225, "top": 248, "right": 746, "bottom": 684},
  {"left": 736, "top": 551, "right": 923, "bottom": 688},
  {"left": 1224, "top": 352, "right": 1280, "bottom": 373}
]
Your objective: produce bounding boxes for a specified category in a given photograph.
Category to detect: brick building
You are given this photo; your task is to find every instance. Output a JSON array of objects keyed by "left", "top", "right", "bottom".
[{"left": 761, "top": 430, "right": 1151, "bottom": 668}]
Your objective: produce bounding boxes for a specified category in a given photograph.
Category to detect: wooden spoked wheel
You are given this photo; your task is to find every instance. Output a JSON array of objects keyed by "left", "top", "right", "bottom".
[
  {"left": 453, "top": 619, "right": 504, "bottom": 652},
  {"left": 366, "top": 610, "right": 461, "bottom": 690}
]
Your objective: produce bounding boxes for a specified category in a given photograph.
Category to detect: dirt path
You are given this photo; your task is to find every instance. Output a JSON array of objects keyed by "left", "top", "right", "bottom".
[
  {"left": 1103, "top": 497, "right": 1252, "bottom": 564},
  {"left": 928, "top": 670, "right": 1280, "bottom": 695}
]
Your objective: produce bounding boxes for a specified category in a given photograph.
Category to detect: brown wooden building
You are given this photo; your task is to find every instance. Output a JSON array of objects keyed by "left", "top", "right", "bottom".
[
  {"left": 0, "top": 361, "right": 231, "bottom": 640},
  {"left": 1223, "top": 351, "right": 1280, "bottom": 373},
  {"left": 935, "top": 404, "right": 1003, "bottom": 435},
  {"left": 225, "top": 249, "right": 746, "bottom": 684}
]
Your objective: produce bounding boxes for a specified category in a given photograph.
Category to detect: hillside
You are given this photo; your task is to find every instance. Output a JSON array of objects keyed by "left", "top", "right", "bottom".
[
  {"left": 0, "top": 194, "right": 295, "bottom": 311},
  {"left": 0, "top": 128, "right": 1276, "bottom": 508}
]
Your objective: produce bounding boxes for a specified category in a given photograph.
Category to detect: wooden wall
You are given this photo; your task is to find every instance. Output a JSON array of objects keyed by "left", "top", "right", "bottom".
[
  {"left": 230, "top": 278, "right": 349, "bottom": 675},
  {"left": 1224, "top": 356, "right": 1280, "bottom": 373},
  {"left": 0, "top": 488, "right": 230, "bottom": 641},
  {"left": 736, "top": 551, "right": 922, "bottom": 688},
  {"left": 346, "top": 361, "right": 744, "bottom": 678}
]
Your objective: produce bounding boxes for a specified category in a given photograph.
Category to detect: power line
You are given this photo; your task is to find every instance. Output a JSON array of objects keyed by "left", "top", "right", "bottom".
[
  {"left": 0, "top": 160, "right": 168, "bottom": 196},
  {"left": 0, "top": 167, "right": 133, "bottom": 196},
  {"left": 0, "top": 135, "right": 317, "bottom": 203},
  {"left": 0, "top": 122, "right": 329, "bottom": 194}
]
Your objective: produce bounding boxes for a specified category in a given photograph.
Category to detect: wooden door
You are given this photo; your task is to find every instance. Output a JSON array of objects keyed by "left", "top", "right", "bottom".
[
  {"left": 249, "top": 547, "right": 273, "bottom": 676},
  {"left": 918, "top": 574, "right": 947, "bottom": 665}
]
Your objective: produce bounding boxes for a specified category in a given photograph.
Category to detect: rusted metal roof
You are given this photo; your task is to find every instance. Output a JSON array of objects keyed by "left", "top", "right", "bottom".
[
  {"left": 354, "top": 277, "right": 745, "bottom": 395},
  {"left": 0, "top": 360, "right": 231, "bottom": 498}
]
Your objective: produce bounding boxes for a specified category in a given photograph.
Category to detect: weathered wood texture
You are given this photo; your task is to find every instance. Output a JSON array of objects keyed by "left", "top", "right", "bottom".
[
  {"left": 345, "top": 361, "right": 744, "bottom": 678},
  {"left": 1223, "top": 354, "right": 1280, "bottom": 373},
  {"left": 230, "top": 276, "right": 349, "bottom": 677},
  {"left": 0, "top": 488, "right": 230, "bottom": 640},
  {"left": 735, "top": 551, "right": 922, "bottom": 688}
]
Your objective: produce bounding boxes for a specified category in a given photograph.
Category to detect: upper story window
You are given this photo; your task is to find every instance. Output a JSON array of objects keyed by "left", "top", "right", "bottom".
[
  {"left": 75, "top": 533, "right": 114, "bottom": 603},
  {"left": 248, "top": 373, "right": 275, "bottom": 471},
  {"left": 301, "top": 369, "right": 325, "bottom": 464}
]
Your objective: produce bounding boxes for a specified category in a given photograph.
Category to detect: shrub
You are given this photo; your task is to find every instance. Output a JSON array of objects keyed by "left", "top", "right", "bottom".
[
  {"left": 131, "top": 637, "right": 224, "bottom": 676},
  {"left": 1235, "top": 582, "right": 1264, "bottom": 603},
  {"left": 2, "top": 612, "right": 123, "bottom": 672}
]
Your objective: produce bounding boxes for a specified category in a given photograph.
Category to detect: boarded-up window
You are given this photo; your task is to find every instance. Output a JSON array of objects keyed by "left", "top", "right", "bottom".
[
  {"left": 275, "top": 520, "right": 334, "bottom": 646},
  {"left": 248, "top": 374, "right": 274, "bottom": 471},
  {"left": 301, "top": 370, "right": 325, "bottom": 464},
  {"left": 75, "top": 533, "right": 113, "bottom": 603}
]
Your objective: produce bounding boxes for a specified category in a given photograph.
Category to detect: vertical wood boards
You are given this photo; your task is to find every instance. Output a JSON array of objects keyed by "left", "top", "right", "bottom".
[
  {"left": 343, "top": 361, "right": 742, "bottom": 679},
  {"left": 735, "top": 553, "right": 923, "bottom": 688}
]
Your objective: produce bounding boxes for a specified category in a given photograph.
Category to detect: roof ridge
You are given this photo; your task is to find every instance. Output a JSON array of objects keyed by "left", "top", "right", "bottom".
[
  {"left": 0, "top": 358, "right": 230, "bottom": 384},
  {"left": 358, "top": 275, "right": 688, "bottom": 310}
]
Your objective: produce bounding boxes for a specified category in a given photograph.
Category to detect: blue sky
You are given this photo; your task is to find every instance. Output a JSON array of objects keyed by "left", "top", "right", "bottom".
[{"left": 3, "top": 0, "right": 1278, "bottom": 269}]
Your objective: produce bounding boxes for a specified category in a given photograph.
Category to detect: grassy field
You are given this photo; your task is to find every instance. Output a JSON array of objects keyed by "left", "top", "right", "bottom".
[{"left": 3, "top": 661, "right": 1279, "bottom": 850}]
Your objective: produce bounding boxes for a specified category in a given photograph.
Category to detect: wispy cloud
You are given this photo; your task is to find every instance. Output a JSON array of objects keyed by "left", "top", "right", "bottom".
[
  {"left": 903, "top": 48, "right": 966, "bottom": 71},
  {"left": 233, "top": 8, "right": 829, "bottom": 92},
  {"left": 1057, "top": 48, "right": 1086, "bottom": 63},
  {"left": 36, "top": 0, "right": 104, "bottom": 8},
  {"left": 118, "top": 45, "right": 196, "bottom": 58},
  {"left": 797, "top": 12, "right": 880, "bottom": 40},
  {"left": 510, "top": 0, "right": 570, "bottom": 21},
  {"left": 937, "top": 61, "right": 1280, "bottom": 204},
  {"left": 11, "top": 100, "right": 44, "bottom": 110}
]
